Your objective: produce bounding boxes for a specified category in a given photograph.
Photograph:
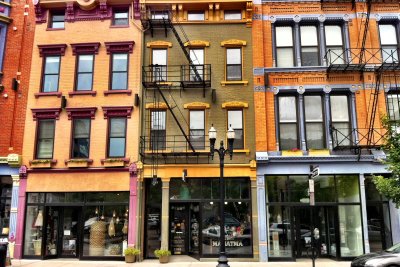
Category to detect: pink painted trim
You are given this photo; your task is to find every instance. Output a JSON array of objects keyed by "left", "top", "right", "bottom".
[
  {"left": 128, "top": 163, "right": 138, "bottom": 246},
  {"left": 31, "top": 108, "right": 62, "bottom": 120},
  {"left": 38, "top": 44, "right": 67, "bottom": 57},
  {"left": 46, "top": 28, "right": 65, "bottom": 31},
  {"left": 70, "top": 42, "right": 101, "bottom": 55},
  {"left": 34, "top": 92, "right": 62, "bottom": 98},
  {"left": 66, "top": 107, "right": 97, "bottom": 119},
  {"left": 14, "top": 178, "right": 27, "bottom": 259},
  {"left": 103, "top": 90, "right": 132, "bottom": 96},
  {"left": 110, "top": 25, "right": 129, "bottom": 28},
  {"left": 68, "top": 91, "right": 97, "bottom": 97},
  {"left": 105, "top": 41, "right": 135, "bottom": 54},
  {"left": 102, "top": 106, "right": 133, "bottom": 119}
]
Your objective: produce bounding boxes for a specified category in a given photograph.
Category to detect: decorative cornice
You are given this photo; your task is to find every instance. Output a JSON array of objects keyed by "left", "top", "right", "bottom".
[
  {"left": 102, "top": 106, "right": 133, "bottom": 119},
  {"left": 34, "top": 5, "right": 47, "bottom": 24},
  {"left": 19, "top": 165, "right": 27, "bottom": 179},
  {"left": 31, "top": 108, "right": 62, "bottom": 121},
  {"left": 145, "top": 102, "right": 168, "bottom": 109},
  {"left": 222, "top": 101, "right": 249, "bottom": 109},
  {"left": 183, "top": 102, "right": 210, "bottom": 109},
  {"left": 38, "top": 44, "right": 67, "bottom": 57},
  {"left": 64, "top": 1, "right": 113, "bottom": 22},
  {"left": 146, "top": 41, "right": 172, "bottom": 48},
  {"left": 220, "top": 39, "right": 246, "bottom": 47},
  {"left": 105, "top": 41, "right": 135, "bottom": 54},
  {"left": 184, "top": 40, "right": 210, "bottom": 47},
  {"left": 71, "top": 42, "right": 101, "bottom": 55},
  {"left": 66, "top": 107, "right": 97, "bottom": 120}
]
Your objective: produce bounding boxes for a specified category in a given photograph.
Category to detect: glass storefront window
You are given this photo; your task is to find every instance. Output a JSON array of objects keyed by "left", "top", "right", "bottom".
[
  {"left": 0, "top": 176, "right": 12, "bottom": 236},
  {"left": 201, "top": 202, "right": 220, "bottom": 255},
  {"left": 27, "top": 193, "right": 45, "bottom": 204},
  {"left": 315, "top": 176, "right": 336, "bottom": 202},
  {"left": 288, "top": 176, "right": 309, "bottom": 203},
  {"left": 339, "top": 205, "right": 363, "bottom": 257},
  {"left": 201, "top": 179, "right": 219, "bottom": 199},
  {"left": 82, "top": 205, "right": 128, "bottom": 257},
  {"left": 86, "top": 192, "right": 129, "bottom": 203},
  {"left": 46, "top": 193, "right": 83, "bottom": 203},
  {"left": 337, "top": 175, "right": 360, "bottom": 203},
  {"left": 24, "top": 206, "right": 44, "bottom": 256},
  {"left": 170, "top": 179, "right": 201, "bottom": 200},
  {"left": 266, "top": 176, "right": 288, "bottom": 202},
  {"left": 225, "top": 179, "right": 249, "bottom": 199},
  {"left": 268, "top": 205, "right": 292, "bottom": 258},
  {"left": 225, "top": 202, "right": 252, "bottom": 255}
]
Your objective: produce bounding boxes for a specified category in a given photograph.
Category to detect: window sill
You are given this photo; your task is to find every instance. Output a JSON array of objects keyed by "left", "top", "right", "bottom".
[
  {"left": 110, "top": 25, "right": 129, "bottom": 28},
  {"left": 29, "top": 159, "right": 57, "bottom": 168},
  {"left": 101, "top": 158, "right": 130, "bottom": 167},
  {"left": 221, "top": 80, "right": 248, "bottom": 86},
  {"left": 233, "top": 149, "right": 250, "bottom": 155},
  {"left": 281, "top": 150, "right": 303, "bottom": 156},
  {"left": 46, "top": 28, "right": 65, "bottom": 31},
  {"left": 34, "top": 92, "right": 62, "bottom": 98},
  {"left": 68, "top": 91, "right": 97, "bottom": 97},
  {"left": 308, "top": 149, "right": 330, "bottom": 156},
  {"left": 144, "top": 149, "right": 172, "bottom": 154},
  {"left": 65, "top": 159, "right": 93, "bottom": 168},
  {"left": 104, "top": 90, "right": 132, "bottom": 96}
]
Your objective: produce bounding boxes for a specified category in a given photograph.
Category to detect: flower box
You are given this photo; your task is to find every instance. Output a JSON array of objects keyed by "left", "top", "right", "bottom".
[
  {"left": 65, "top": 159, "right": 93, "bottom": 168},
  {"left": 281, "top": 150, "right": 303, "bottom": 156},
  {"left": 29, "top": 159, "right": 57, "bottom": 168},
  {"left": 101, "top": 158, "right": 129, "bottom": 167},
  {"left": 308, "top": 149, "right": 330, "bottom": 156}
]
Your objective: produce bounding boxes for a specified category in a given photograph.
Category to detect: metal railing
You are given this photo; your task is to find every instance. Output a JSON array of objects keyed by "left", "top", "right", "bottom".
[
  {"left": 330, "top": 126, "right": 386, "bottom": 150},
  {"left": 325, "top": 48, "right": 400, "bottom": 71},
  {"left": 142, "top": 64, "right": 212, "bottom": 89}
]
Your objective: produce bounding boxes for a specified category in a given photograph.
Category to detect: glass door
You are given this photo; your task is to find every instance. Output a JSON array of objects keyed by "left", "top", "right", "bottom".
[
  {"left": 44, "top": 207, "right": 60, "bottom": 259},
  {"left": 170, "top": 204, "right": 188, "bottom": 255},
  {"left": 60, "top": 207, "right": 80, "bottom": 257},
  {"left": 293, "top": 207, "right": 312, "bottom": 258},
  {"left": 189, "top": 203, "right": 200, "bottom": 258}
]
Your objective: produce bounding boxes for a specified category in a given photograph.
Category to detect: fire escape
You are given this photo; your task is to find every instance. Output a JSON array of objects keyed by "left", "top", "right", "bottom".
[
  {"left": 322, "top": 0, "right": 400, "bottom": 153},
  {"left": 140, "top": 9, "right": 212, "bottom": 176}
]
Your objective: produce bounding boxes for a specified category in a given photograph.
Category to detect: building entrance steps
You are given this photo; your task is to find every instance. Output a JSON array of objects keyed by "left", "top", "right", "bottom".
[{"left": 12, "top": 258, "right": 351, "bottom": 267}]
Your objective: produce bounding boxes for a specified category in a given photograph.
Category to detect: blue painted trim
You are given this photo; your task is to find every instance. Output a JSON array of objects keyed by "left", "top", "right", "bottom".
[
  {"left": 257, "top": 175, "right": 268, "bottom": 262},
  {"left": 0, "top": 165, "right": 19, "bottom": 175},
  {"left": 0, "top": 22, "right": 8, "bottom": 71}
]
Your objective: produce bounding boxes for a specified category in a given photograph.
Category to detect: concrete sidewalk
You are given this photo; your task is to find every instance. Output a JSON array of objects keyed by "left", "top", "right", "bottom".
[{"left": 11, "top": 257, "right": 351, "bottom": 267}]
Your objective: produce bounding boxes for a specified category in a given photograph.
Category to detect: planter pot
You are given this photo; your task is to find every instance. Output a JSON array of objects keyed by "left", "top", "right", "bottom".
[
  {"left": 30, "top": 162, "right": 52, "bottom": 168},
  {"left": 33, "top": 240, "right": 41, "bottom": 256},
  {"left": 66, "top": 161, "right": 89, "bottom": 168},
  {"left": 50, "top": 248, "right": 56, "bottom": 255},
  {"left": 159, "top": 255, "right": 169, "bottom": 264},
  {"left": 103, "top": 161, "right": 125, "bottom": 167},
  {"left": 125, "top": 255, "right": 135, "bottom": 263}
]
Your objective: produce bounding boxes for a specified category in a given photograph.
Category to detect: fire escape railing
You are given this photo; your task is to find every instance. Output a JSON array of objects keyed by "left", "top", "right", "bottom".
[{"left": 330, "top": 126, "right": 386, "bottom": 150}]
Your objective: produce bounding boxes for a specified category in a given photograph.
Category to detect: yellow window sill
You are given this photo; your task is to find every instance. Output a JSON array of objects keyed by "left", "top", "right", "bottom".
[
  {"left": 308, "top": 149, "right": 330, "bottom": 156},
  {"left": 157, "top": 82, "right": 173, "bottom": 86},
  {"left": 233, "top": 149, "right": 250, "bottom": 155},
  {"left": 221, "top": 80, "right": 249, "bottom": 86}
]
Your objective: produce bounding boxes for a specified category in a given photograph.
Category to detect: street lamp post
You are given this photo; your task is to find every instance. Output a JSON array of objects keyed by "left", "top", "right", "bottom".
[{"left": 209, "top": 124, "right": 235, "bottom": 267}]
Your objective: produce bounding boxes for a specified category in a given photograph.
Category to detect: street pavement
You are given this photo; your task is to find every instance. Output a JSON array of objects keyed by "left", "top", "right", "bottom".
[{"left": 11, "top": 257, "right": 351, "bottom": 267}]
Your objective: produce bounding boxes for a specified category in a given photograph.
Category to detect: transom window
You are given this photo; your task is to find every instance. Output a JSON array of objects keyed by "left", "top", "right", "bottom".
[
  {"left": 300, "top": 25, "right": 319, "bottom": 66},
  {"left": 188, "top": 11, "right": 205, "bottom": 21},
  {"left": 189, "top": 110, "right": 205, "bottom": 150},
  {"left": 325, "top": 25, "right": 344, "bottom": 64},
  {"left": 108, "top": 118, "right": 126, "bottom": 157},
  {"left": 151, "top": 110, "right": 166, "bottom": 150},
  {"left": 42, "top": 56, "right": 61, "bottom": 92},
  {"left": 278, "top": 96, "right": 298, "bottom": 150},
  {"left": 224, "top": 10, "right": 241, "bottom": 20},
  {"left": 111, "top": 53, "right": 128, "bottom": 90},
  {"left": 379, "top": 24, "right": 399, "bottom": 63},
  {"left": 50, "top": 12, "right": 65, "bottom": 29},
  {"left": 76, "top": 55, "right": 94, "bottom": 91},
  {"left": 226, "top": 48, "right": 242, "bottom": 81},
  {"left": 112, "top": 10, "right": 129, "bottom": 26},
  {"left": 36, "top": 119, "right": 55, "bottom": 159},
  {"left": 276, "top": 26, "right": 294, "bottom": 67},
  {"left": 304, "top": 95, "right": 325, "bottom": 149},
  {"left": 71, "top": 118, "right": 91, "bottom": 158},
  {"left": 228, "top": 110, "right": 244, "bottom": 149}
]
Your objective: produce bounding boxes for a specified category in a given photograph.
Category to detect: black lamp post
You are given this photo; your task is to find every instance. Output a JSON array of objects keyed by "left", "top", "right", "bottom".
[{"left": 209, "top": 124, "right": 235, "bottom": 267}]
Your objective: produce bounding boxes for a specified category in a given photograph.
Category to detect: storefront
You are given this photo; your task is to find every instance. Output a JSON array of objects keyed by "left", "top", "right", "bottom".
[
  {"left": 144, "top": 177, "right": 253, "bottom": 259},
  {"left": 23, "top": 192, "right": 129, "bottom": 260}
]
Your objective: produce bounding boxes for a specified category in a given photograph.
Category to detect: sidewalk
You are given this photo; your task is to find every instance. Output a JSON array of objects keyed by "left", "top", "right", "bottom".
[{"left": 11, "top": 257, "right": 351, "bottom": 267}]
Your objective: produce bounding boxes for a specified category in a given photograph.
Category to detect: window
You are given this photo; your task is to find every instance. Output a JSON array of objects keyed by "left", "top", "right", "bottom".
[
  {"left": 325, "top": 25, "right": 344, "bottom": 64},
  {"left": 278, "top": 96, "right": 298, "bottom": 150},
  {"left": 387, "top": 93, "right": 400, "bottom": 121},
  {"left": 224, "top": 10, "right": 241, "bottom": 20},
  {"left": 111, "top": 53, "right": 128, "bottom": 90},
  {"left": 189, "top": 49, "right": 204, "bottom": 81},
  {"left": 50, "top": 12, "right": 65, "bottom": 29},
  {"left": 304, "top": 95, "right": 325, "bottom": 149},
  {"left": 112, "top": 9, "right": 129, "bottom": 26},
  {"left": 36, "top": 119, "right": 55, "bottom": 159},
  {"left": 276, "top": 26, "right": 294, "bottom": 67},
  {"left": 300, "top": 25, "right": 319, "bottom": 66},
  {"left": 189, "top": 110, "right": 205, "bottom": 150},
  {"left": 151, "top": 11, "right": 169, "bottom": 19},
  {"left": 108, "top": 118, "right": 126, "bottom": 157},
  {"left": 379, "top": 24, "right": 399, "bottom": 63},
  {"left": 71, "top": 118, "right": 91, "bottom": 158},
  {"left": 188, "top": 11, "right": 205, "bottom": 21},
  {"left": 42, "top": 56, "right": 61, "bottom": 92},
  {"left": 152, "top": 49, "right": 167, "bottom": 82},
  {"left": 226, "top": 48, "right": 242, "bottom": 81},
  {"left": 75, "top": 55, "right": 94, "bottom": 91},
  {"left": 150, "top": 110, "right": 166, "bottom": 150},
  {"left": 0, "top": 177, "right": 12, "bottom": 237},
  {"left": 228, "top": 110, "right": 244, "bottom": 149},
  {"left": 330, "top": 95, "right": 351, "bottom": 146}
]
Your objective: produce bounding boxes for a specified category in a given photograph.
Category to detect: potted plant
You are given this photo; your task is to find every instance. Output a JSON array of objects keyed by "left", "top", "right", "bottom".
[
  {"left": 154, "top": 249, "right": 171, "bottom": 264},
  {"left": 47, "top": 243, "right": 56, "bottom": 255},
  {"left": 124, "top": 247, "right": 140, "bottom": 263}
]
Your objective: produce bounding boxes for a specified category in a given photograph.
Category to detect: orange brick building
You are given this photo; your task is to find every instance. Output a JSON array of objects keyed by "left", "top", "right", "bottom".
[
  {"left": 14, "top": 0, "right": 142, "bottom": 260},
  {"left": 253, "top": 0, "right": 400, "bottom": 262}
]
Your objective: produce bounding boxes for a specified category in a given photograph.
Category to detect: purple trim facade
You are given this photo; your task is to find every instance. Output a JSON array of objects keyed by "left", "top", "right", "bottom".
[
  {"left": 68, "top": 91, "right": 97, "bottom": 97},
  {"left": 104, "top": 89, "right": 132, "bottom": 96},
  {"left": 66, "top": 107, "right": 97, "bottom": 120},
  {"left": 34, "top": 92, "right": 62, "bottom": 98},
  {"left": 102, "top": 106, "right": 133, "bottom": 118},
  {"left": 14, "top": 165, "right": 27, "bottom": 259},
  {"left": 31, "top": 108, "right": 62, "bottom": 120},
  {"left": 133, "top": 0, "right": 140, "bottom": 20},
  {"left": 71, "top": 42, "right": 101, "bottom": 55},
  {"left": 105, "top": 41, "right": 135, "bottom": 54},
  {"left": 38, "top": 44, "right": 67, "bottom": 57},
  {"left": 34, "top": 5, "right": 47, "bottom": 24},
  {"left": 128, "top": 163, "right": 138, "bottom": 246}
]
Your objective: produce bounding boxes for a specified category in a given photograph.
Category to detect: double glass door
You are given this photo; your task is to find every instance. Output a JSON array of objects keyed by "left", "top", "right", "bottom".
[{"left": 44, "top": 206, "right": 81, "bottom": 258}]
